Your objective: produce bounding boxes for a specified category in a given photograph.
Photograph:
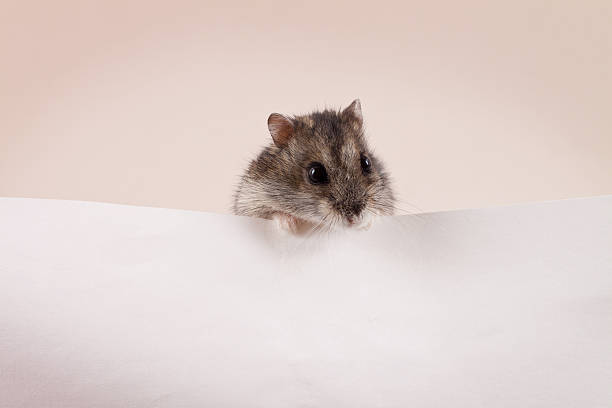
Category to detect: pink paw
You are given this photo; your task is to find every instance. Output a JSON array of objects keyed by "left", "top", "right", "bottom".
[{"left": 272, "top": 213, "right": 301, "bottom": 234}]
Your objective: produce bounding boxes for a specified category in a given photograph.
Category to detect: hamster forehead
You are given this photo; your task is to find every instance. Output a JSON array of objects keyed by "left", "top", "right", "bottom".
[{"left": 289, "top": 110, "right": 367, "bottom": 169}]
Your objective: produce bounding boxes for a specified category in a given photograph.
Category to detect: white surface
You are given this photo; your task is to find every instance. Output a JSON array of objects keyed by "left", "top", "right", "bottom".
[{"left": 1, "top": 197, "right": 611, "bottom": 407}]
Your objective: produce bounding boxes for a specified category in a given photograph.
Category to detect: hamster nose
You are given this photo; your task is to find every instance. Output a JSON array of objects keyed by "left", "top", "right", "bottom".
[
  {"left": 335, "top": 199, "right": 364, "bottom": 221},
  {"left": 342, "top": 202, "right": 364, "bottom": 224},
  {"left": 351, "top": 202, "right": 364, "bottom": 217}
]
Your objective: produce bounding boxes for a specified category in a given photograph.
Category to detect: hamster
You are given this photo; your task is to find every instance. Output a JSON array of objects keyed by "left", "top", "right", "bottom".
[{"left": 233, "top": 99, "right": 395, "bottom": 233}]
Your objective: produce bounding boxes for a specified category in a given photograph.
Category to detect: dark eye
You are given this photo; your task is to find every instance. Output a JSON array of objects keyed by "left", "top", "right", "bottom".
[
  {"left": 360, "top": 154, "right": 372, "bottom": 173},
  {"left": 307, "top": 162, "right": 329, "bottom": 185}
]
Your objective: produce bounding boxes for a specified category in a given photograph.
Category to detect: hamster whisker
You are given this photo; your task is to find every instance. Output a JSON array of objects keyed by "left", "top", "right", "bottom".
[
  {"left": 366, "top": 207, "right": 412, "bottom": 234},
  {"left": 377, "top": 201, "right": 426, "bottom": 218},
  {"left": 395, "top": 198, "right": 426, "bottom": 214}
]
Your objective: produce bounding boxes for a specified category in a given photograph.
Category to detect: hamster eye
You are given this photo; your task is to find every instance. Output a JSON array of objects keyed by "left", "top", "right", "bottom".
[
  {"left": 307, "top": 162, "right": 329, "bottom": 185},
  {"left": 360, "top": 154, "right": 372, "bottom": 174}
]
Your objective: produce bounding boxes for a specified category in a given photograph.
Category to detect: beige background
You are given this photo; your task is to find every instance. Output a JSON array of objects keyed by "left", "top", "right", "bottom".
[{"left": 1, "top": 0, "right": 611, "bottom": 215}]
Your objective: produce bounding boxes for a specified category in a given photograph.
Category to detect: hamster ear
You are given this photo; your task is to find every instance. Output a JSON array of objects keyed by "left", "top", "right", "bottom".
[
  {"left": 342, "top": 99, "right": 363, "bottom": 126},
  {"left": 268, "top": 113, "right": 294, "bottom": 147}
]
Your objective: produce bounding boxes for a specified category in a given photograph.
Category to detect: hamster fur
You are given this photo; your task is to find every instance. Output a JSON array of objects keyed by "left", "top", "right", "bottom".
[{"left": 233, "top": 99, "right": 395, "bottom": 232}]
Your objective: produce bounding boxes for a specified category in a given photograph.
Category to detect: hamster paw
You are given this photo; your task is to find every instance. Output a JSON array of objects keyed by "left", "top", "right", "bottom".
[
  {"left": 272, "top": 213, "right": 301, "bottom": 234},
  {"left": 356, "top": 218, "right": 373, "bottom": 231}
]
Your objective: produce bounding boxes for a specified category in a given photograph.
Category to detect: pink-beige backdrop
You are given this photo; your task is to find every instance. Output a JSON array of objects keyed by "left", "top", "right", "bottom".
[{"left": 1, "top": 1, "right": 611, "bottom": 214}]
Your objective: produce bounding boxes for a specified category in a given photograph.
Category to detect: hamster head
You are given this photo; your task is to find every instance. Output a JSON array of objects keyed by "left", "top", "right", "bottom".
[{"left": 248, "top": 99, "right": 395, "bottom": 229}]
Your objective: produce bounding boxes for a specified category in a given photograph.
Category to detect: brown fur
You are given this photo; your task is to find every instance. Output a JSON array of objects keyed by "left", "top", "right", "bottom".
[{"left": 233, "top": 100, "right": 395, "bottom": 230}]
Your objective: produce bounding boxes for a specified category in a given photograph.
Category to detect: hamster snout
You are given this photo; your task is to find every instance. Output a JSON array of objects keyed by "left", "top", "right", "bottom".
[{"left": 330, "top": 192, "right": 366, "bottom": 222}]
